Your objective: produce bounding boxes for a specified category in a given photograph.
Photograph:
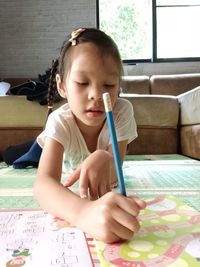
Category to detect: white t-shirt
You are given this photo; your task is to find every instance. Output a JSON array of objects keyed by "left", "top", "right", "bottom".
[{"left": 37, "top": 98, "right": 137, "bottom": 172}]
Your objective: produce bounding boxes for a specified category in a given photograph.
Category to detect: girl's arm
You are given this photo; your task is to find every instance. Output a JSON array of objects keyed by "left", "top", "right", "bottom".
[
  {"left": 34, "top": 137, "right": 88, "bottom": 223},
  {"left": 64, "top": 139, "right": 128, "bottom": 199},
  {"left": 34, "top": 137, "right": 146, "bottom": 243}
]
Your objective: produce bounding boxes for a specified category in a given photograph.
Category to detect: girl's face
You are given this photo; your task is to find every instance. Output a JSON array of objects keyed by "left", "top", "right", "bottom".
[{"left": 57, "top": 43, "right": 120, "bottom": 132}]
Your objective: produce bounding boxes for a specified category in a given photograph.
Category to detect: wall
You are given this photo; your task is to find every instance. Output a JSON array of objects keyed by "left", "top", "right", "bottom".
[
  {"left": 0, "top": 0, "right": 200, "bottom": 79},
  {"left": 0, "top": 0, "right": 96, "bottom": 78}
]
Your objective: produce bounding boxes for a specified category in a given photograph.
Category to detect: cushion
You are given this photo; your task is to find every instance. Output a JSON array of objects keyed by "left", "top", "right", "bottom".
[
  {"left": 121, "top": 94, "right": 179, "bottom": 127},
  {"left": 121, "top": 76, "right": 150, "bottom": 94},
  {"left": 0, "top": 96, "right": 65, "bottom": 127},
  {"left": 150, "top": 73, "right": 200, "bottom": 95}
]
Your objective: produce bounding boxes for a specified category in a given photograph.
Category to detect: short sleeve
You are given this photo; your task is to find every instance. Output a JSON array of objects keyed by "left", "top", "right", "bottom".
[
  {"left": 37, "top": 106, "right": 71, "bottom": 150},
  {"left": 113, "top": 98, "right": 137, "bottom": 144}
]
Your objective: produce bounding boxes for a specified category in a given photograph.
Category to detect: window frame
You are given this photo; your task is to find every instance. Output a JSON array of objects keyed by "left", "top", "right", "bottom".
[{"left": 96, "top": 0, "right": 200, "bottom": 63}]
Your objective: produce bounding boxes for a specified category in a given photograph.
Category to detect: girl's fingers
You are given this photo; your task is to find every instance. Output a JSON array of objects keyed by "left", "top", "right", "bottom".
[
  {"left": 88, "top": 178, "right": 110, "bottom": 199},
  {"left": 89, "top": 186, "right": 99, "bottom": 200},
  {"left": 79, "top": 170, "right": 89, "bottom": 199},
  {"left": 64, "top": 166, "right": 81, "bottom": 187},
  {"left": 130, "top": 197, "right": 147, "bottom": 210},
  {"left": 98, "top": 182, "right": 111, "bottom": 198},
  {"left": 107, "top": 216, "right": 138, "bottom": 242},
  {"left": 114, "top": 194, "right": 141, "bottom": 217},
  {"left": 111, "top": 204, "right": 140, "bottom": 234}
]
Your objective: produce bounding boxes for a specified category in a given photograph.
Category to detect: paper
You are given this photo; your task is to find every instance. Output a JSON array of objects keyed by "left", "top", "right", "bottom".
[
  {"left": 0, "top": 209, "right": 94, "bottom": 267},
  {"left": 95, "top": 195, "right": 200, "bottom": 267}
]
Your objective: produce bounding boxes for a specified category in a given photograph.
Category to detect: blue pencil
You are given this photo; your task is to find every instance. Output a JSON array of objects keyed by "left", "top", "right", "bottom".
[{"left": 103, "top": 92, "right": 126, "bottom": 196}]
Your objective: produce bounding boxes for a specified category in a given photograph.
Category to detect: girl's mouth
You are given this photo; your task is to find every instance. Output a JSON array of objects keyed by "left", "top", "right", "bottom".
[{"left": 86, "top": 108, "right": 104, "bottom": 117}]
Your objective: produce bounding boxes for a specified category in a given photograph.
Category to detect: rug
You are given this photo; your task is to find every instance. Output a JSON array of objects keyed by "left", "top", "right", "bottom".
[{"left": 0, "top": 154, "right": 200, "bottom": 211}]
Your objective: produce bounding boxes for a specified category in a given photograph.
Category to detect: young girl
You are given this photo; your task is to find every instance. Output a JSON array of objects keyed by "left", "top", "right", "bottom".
[{"left": 34, "top": 28, "right": 146, "bottom": 243}]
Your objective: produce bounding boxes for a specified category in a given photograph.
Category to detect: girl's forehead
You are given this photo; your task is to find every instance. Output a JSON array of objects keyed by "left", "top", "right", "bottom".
[
  {"left": 71, "top": 43, "right": 110, "bottom": 59},
  {"left": 69, "top": 43, "right": 120, "bottom": 74}
]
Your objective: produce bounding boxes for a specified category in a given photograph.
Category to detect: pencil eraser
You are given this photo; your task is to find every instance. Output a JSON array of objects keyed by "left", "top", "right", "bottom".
[{"left": 103, "top": 92, "right": 112, "bottom": 112}]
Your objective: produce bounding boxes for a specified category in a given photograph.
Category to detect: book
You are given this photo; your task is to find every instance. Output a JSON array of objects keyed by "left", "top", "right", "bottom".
[{"left": 0, "top": 209, "right": 94, "bottom": 267}]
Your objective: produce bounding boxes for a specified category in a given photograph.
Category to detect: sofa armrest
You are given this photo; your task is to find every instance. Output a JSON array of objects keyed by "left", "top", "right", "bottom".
[
  {"left": 178, "top": 86, "right": 200, "bottom": 125},
  {"left": 178, "top": 86, "right": 200, "bottom": 159}
]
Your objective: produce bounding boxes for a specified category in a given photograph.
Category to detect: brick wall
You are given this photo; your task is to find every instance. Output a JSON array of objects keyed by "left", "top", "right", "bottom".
[{"left": 0, "top": 0, "right": 96, "bottom": 78}]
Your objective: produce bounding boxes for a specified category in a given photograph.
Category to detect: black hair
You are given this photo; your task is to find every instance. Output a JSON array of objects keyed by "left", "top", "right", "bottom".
[{"left": 47, "top": 28, "right": 123, "bottom": 115}]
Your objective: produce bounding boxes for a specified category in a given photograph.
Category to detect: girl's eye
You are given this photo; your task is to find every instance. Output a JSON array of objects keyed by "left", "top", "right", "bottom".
[
  {"left": 76, "top": 81, "right": 88, "bottom": 86},
  {"left": 105, "top": 84, "right": 115, "bottom": 88}
]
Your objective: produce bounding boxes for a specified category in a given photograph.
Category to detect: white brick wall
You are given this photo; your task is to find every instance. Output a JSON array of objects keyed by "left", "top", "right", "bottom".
[{"left": 0, "top": 0, "right": 96, "bottom": 78}]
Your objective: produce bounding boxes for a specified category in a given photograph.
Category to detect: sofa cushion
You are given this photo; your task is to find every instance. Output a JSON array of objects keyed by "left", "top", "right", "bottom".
[
  {"left": 178, "top": 86, "right": 200, "bottom": 125},
  {"left": 150, "top": 73, "right": 200, "bottom": 95},
  {"left": 121, "top": 76, "right": 150, "bottom": 94},
  {"left": 121, "top": 94, "right": 179, "bottom": 127},
  {"left": 0, "top": 96, "right": 65, "bottom": 127}
]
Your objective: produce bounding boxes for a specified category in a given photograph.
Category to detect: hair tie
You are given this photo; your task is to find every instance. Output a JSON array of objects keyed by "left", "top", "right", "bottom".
[{"left": 69, "top": 28, "right": 86, "bottom": 46}]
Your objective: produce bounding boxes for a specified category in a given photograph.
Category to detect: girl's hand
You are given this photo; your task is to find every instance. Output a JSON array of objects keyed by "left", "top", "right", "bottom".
[
  {"left": 74, "top": 192, "right": 146, "bottom": 243},
  {"left": 64, "top": 150, "right": 112, "bottom": 199}
]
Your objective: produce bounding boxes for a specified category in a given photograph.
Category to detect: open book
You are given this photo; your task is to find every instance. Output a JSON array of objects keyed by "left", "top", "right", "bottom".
[{"left": 0, "top": 209, "right": 94, "bottom": 267}]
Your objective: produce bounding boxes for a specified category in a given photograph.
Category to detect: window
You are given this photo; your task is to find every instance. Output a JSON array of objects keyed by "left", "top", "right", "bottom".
[{"left": 97, "top": 0, "right": 200, "bottom": 62}]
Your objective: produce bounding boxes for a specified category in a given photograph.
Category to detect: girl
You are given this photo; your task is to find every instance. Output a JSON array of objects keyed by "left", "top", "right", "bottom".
[{"left": 34, "top": 28, "right": 146, "bottom": 243}]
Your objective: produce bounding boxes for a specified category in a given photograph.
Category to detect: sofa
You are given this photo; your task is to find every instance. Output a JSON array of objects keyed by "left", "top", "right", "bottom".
[
  {"left": 0, "top": 73, "right": 200, "bottom": 161},
  {"left": 121, "top": 73, "right": 200, "bottom": 95}
]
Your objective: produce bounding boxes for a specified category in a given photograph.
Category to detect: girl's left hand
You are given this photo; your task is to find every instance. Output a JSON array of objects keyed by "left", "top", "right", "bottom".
[{"left": 64, "top": 150, "right": 112, "bottom": 199}]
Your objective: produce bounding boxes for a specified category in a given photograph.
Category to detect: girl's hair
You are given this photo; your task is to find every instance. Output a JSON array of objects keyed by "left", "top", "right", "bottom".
[{"left": 47, "top": 28, "right": 123, "bottom": 115}]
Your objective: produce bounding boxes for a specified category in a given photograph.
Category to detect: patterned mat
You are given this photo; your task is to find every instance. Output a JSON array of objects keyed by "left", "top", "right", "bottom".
[
  {"left": 0, "top": 154, "right": 200, "bottom": 211},
  {"left": 123, "top": 156, "right": 200, "bottom": 211},
  {"left": 0, "top": 154, "right": 200, "bottom": 267}
]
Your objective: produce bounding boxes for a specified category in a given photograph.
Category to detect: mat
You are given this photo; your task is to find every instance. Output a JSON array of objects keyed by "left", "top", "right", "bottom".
[
  {"left": 0, "top": 154, "right": 200, "bottom": 211},
  {"left": 123, "top": 157, "right": 200, "bottom": 212}
]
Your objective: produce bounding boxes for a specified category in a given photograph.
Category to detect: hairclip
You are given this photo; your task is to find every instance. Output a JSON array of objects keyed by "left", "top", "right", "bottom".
[{"left": 69, "top": 28, "right": 86, "bottom": 46}]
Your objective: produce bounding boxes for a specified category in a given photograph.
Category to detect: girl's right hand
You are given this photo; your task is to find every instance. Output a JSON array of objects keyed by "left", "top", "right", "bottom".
[{"left": 74, "top": 191, "right": 146, "bottom": 243}]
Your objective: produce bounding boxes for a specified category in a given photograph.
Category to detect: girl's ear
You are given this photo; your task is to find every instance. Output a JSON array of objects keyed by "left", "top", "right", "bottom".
[{"left": 56, "top": 74, "right": 67, "bottom": 99}]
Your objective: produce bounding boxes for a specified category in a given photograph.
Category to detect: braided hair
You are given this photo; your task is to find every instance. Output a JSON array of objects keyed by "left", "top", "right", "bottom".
[
  {"left": 47, "top": 59, "right": 59, "bottom": 116},
  {"left": 47, "top": 28, "right": 123, "bottom": 116}
]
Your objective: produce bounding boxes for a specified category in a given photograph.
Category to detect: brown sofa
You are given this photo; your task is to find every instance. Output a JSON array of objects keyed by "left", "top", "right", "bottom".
[
  {"left": 0, "top": 73, "right": 200, "bottom": 161},
  {"left": 121, "top": 73, "right": 200, "bottom": 160}
]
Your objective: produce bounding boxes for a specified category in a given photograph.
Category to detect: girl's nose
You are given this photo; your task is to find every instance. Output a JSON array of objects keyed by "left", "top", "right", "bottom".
[{"left": 88, "top": 87, "right": 103, "bottom": 101}]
